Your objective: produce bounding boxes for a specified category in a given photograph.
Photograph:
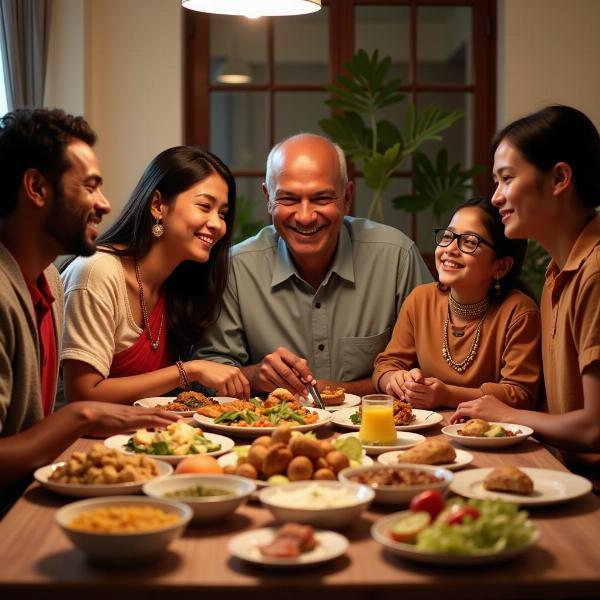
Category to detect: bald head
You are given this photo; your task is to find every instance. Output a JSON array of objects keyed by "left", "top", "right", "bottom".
[{"left": 265, "top": 134, "right": 348, "bottom": 198}]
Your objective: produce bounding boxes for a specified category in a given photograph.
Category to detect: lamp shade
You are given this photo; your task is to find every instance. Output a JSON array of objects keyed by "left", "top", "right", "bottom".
[
  {"left": 181, "top": 0, "right": 321, "bottom": 17},
  {"left": 217, "top": 56, "right": 252, "bottom": 84}
]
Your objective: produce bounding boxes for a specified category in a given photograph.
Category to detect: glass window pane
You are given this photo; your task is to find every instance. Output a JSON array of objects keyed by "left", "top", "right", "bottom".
[
  {"left": 274, "top": 8, "right": 329, "bottom": 84},
  {"left": 275, "top": 91, "right": 329, "bottom": 142},
  {"left": 417, "top": 7, "right": 472, "bottom": 85},
  {"left": 353, "top": 176, "right": 412, "bottom": 238},
  {"left": 233, "top": 177, "right": 270, "bottom": 244},
  {"left": 355, "top": 6, "right": 411, "bottom": 84},
  {"left": 210, "top": 92, "right": 268, "bottom": 170},
  {"left": 416, "top": 92, "right": 474, "bottom": 167},
  {"left": 210, "top": 15, "right": 267, "bottom": 85}
]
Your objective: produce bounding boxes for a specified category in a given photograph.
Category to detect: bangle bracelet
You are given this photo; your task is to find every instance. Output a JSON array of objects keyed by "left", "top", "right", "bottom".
[{"left": 175, "top": 360, "right": 190, "bottom": 391}]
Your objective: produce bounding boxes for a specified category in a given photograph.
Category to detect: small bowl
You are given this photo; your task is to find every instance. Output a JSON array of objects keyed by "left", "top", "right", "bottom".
[
  {"left": 258, "top": 480, "right": 374, "bottom": 529},
  {"left": 55, "top": 496, "right": 192, "bottom": 565},
  {"left": 338, "top": 464, "right": 453, "bottom": 505},
  {"left": 143, "top": 474, "right": 256, "bottom": 523}
]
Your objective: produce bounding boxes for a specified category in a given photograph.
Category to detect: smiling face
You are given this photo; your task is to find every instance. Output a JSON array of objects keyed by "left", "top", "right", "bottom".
[
  {"left": 435, "top": 207, "right": 508, "bottom": 302},
  {"left": 264, "top": 136, "right": 352, "bottom": 279},
  {"left": 491, "top": 140, "right": 553, "bottom": 239},
  {"left": 156, "top": 172, "right": 229, "bottom": 264},
  {"left": 44, "top": 140, "right": 110, "bottom": 256}
]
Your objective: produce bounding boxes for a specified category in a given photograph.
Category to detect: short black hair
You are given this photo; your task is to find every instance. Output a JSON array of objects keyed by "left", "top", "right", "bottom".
[
  {"left": 0, "top": 108, "right": 97, "bottom": 218},
  {"left": 492, "top": 105, "right": 600, "bottom": 209}
]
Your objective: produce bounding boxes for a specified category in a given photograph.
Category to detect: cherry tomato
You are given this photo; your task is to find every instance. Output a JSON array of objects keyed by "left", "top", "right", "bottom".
[
  {"left": 446, "top": 505, "right": 481, "bottom": 525},
  {"left": 409, "top": 490, "right": 446, "bottom": 519},
  {"left": 389, "top": 511, "right": 431, "bottom": 543}
]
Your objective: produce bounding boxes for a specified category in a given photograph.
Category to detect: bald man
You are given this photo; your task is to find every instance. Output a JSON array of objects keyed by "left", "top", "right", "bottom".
[{"left": 194, "top": 134, "right": 431, "bottom": 397}]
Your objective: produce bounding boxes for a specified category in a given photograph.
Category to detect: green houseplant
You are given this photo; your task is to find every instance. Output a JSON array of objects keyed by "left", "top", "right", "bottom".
[{"left": 319, "top": 49, "right": 483, "bottom": 224}]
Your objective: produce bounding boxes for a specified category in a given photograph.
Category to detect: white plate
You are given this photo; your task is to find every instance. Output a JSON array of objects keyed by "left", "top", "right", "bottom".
[
  {"left": 442, "top": 422, "right": 534, "bottom": 448},
  {"left": 450, "top": 467, "right": 592, "bottom": 506},
  {"left": 302, "top": 393, "right": 361, "bottom": 412},
  {"left": 377, "top": 448, "right": 474, "bottom": 471},
  {"left": 331, "top": 407, "right": 443, "bottom": 432},
  {"left": 228, "top": 527, "right": 349, "bottom": 567},
  {"left": 371, "top": 511, "right": 539, "bottom": 565},
  {"left": 103, "top": 432, "right": 235, "bottom": 464},
  {"left": 218, "top": 450, "right": 374, "bottom": 488},
  {"left": 336, "top": 431, "right": 426, "bottom": 456},
  {"left": 34, "top": 460, "right": 173, "bottom": 498},
  {"left": 134, "top": 396, "right": 197, "bottom": 417},
  {"left": 193, "top": 406, "right": 332, "bottom": 438}
]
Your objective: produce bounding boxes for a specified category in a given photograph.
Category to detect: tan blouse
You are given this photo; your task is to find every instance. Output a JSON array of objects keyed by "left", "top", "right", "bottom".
[
  {"left": 541, "top": 215, "right": 600, "bottom": 470},
  {"left": 372, "top": 283, "right": 542, "bottom": 408}
]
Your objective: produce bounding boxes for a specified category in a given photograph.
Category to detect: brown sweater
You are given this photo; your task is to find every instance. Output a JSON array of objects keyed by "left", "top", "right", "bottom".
[{"left": 372, "top": 283, "right": 542, "bottom": 408}]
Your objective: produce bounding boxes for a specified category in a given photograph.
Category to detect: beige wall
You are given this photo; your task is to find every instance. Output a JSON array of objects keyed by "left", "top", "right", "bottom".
[
  {"left": 497, "top": 0, "right": 600, "bottom": 128},
  {"left": 45, "top": 0, "right": 600, "bottom": 225},
  {"left": 46, "top": 0, "right": 183, "bottom": 228}
]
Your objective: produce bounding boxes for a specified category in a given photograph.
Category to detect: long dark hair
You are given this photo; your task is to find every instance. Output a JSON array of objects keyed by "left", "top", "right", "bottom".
[
  {"left": 492, "top": 105, "right": 600, "bottom": 209},
  {"left": 438, "top": 197, "right": 531, "bottom": 302},
  {"left": 96, "top": 145, "right": 236, "bottom": 349}
]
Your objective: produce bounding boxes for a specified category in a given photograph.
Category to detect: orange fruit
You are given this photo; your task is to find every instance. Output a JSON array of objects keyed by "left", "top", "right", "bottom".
[{"left": 175, "top": 454, "right": 224, "bottom": 475}]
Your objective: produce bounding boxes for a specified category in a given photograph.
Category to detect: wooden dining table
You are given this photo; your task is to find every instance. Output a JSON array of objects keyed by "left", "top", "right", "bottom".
[{"left": 0, "top": 411, "right": 598, "bottom": 600}]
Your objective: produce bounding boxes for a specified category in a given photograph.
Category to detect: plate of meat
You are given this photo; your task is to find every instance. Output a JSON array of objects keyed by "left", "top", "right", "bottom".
[
  {"left": 228, "top": 523, "right": 349, "bottom": 567},
  {"left": 134, "top": 391, "right": 218, "bottom": 417}
]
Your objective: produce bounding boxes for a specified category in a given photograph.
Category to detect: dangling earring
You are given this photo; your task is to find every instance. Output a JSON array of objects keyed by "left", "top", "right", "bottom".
[
  {"left": 494, "top": 276, "right": 501, "bottom": 295},
  {"left": 152, "top": 216, "right": 164, "bottom": 238}
]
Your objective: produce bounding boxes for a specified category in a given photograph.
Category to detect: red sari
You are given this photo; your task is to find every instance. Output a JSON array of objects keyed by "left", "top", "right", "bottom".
[{"left": 109, "top": 294, "right": 173, "bottom": 377}]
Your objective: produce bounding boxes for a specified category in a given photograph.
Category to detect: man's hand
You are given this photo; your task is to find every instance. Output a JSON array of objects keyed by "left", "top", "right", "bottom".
[
  {"left": 251, "top": 347, "right": 313, "bottom": 395},
  {"left": 74, "top": 402, "right": 180, "bottom": 438}
]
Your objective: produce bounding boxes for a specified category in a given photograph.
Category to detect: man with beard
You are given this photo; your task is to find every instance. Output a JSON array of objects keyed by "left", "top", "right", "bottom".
[
  {"left": 0, "top": 108, "right": 178, "bottom": 506},
  {"left": 194, "top": 133, "right": 431, "bottom": 397}
]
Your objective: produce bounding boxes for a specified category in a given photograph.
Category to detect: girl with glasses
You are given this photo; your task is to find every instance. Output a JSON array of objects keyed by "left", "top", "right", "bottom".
[
  {"left": 452, "top": 105, "right": 600, "bottom": 483},
  {"left": 373, "top": 196, "right": 541, "bottom": 410}
]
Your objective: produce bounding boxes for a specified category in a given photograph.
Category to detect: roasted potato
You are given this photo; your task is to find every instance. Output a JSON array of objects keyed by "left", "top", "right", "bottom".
[
  {"left": 262, "top": 443, "right": 293, "bottom": 477},
  {"left": 289, "top": 435, "right": 322, "bottom": 460},
  {"left": 325, "top": 450, "right": 350, "bottom": 473},
  {"left": 314, "top": 468, "right": 337, "bottom": 480},
  {"left": 287, "top": 456, "right": 314, "bottom": 481}
]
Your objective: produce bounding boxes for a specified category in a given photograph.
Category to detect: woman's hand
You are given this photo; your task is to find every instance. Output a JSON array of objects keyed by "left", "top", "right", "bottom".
[
  {"left": 450, "top": 394, "right": 519, "bottom": 424},
  {"left": 188, "top": 360, "right": 250, "bottom": 399},
  {"left": 401, "top": 377, "right": 447, "bottom": 409},
  {"left": 385, "top": 369, "right": 424, "bottom": 399}
]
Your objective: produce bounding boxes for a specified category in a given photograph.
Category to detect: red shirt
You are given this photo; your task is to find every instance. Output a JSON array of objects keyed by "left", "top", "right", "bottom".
[{"left": 24, "top": 273, "right": 57, "bottom": 417}]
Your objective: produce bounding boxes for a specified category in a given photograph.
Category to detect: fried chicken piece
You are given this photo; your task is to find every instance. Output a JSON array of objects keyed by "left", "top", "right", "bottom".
[
  {"left": 265, "top": 388, "right": 296, "bottom": 407},
  {"left": 258, "top": 523, "right": 318, "bottom": 558},
  {"left": 396, "top": 439, "right": 456, "bottom": 465},
  {"left": 483, "top": 465, "right": 534, "bottom": 495},
  {"left": 459, "top": 418, "right": 490, "bottom": 437},
  {"left": 393, "top": 399, "right": 415, "bottom": 425},
  {"left": 320, "top": 386, "right": 346, "bottom": 406}
]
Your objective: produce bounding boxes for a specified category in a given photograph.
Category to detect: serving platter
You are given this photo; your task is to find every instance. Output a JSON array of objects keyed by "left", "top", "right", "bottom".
[
  {"left": 371, "top": 511, "right": 539, "bottom": 565},
  {"left": 377, "top": 448, "right": 474, "bottom": 471},
  {"left": 228, "top": 527, "right": 349, "bottom": 567},
  {"left": 34, "top": 459, "right": 173, "bottom": 497},
  {"left": 450, "top": 467, "right": 592, "bottom": 506},
  {"left": 104, "top": 432, "right": 235, "bottom": 464},
  {"left": 336, "top": 431, "right": 426, "bottom": 456},
  {"left": 441, "top": 423, "right": 534, "bottom": 448},
  {"left": 194, "top": 406, "right": 332, "bottom": 438},
  {"left": 331, "top": 408, "right": 443, "bottom": 432}
]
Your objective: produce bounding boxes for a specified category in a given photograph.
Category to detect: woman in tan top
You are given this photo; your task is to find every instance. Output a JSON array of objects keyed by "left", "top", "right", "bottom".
[
  {"left": 452, "top": 106, "right": 600, "bottom": 478},
  {"left": 373, "top": 196, "right": 541, "bottom": 409}
]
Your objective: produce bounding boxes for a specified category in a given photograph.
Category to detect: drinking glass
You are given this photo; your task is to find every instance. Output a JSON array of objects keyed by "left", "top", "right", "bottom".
[{"left": 358, "top": 394, "right": 397, "bottom": 446}]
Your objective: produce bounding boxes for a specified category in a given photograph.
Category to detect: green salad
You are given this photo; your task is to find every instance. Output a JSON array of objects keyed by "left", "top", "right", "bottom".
[{"left": 415, "top": 497, "right": 537, "bottom": 555}]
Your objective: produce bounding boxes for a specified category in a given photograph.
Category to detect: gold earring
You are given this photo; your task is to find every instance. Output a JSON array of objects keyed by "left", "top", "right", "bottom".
[
  {"left": 152, "top": 217, "right": 164, "bottom": 238},
  {"left": 494, "top": 276, "right": 501, "bottom": 294}
]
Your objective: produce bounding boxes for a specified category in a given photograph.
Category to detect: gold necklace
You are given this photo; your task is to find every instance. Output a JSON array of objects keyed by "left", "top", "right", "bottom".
[
  {"left": 442, "top": 309, "right": 487, "bottom": 373},
  {"left": 134, "top": 260, "right": 164, "bottom": 351},
  {"left": 448, "top": 293, "right": 490, "bottom": 320}
]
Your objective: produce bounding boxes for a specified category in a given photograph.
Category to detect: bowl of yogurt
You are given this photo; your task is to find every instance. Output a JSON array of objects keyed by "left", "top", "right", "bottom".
[{"left": 258, "top": 480, "right": 374, "bottom": 529}]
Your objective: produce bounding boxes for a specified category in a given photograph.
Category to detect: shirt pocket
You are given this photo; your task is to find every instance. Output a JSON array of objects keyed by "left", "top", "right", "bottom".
[{"left": 339, "top": 328, "right": 391, "bottom": 381}]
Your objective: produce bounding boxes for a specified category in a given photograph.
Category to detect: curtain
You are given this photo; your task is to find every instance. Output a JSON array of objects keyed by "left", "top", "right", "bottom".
[{"left": 0, "top": 0, "right": 52, "bottom": 110}]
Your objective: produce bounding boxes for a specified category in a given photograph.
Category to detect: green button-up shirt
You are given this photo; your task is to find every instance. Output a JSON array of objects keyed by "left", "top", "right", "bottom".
[{"left": 193, "top": 217, "right": 432, "bottom": 382}]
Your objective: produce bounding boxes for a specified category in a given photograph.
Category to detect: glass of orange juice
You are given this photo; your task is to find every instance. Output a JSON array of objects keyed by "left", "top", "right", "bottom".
[{"left": 359, "top": 394, "right": 397, "bottom": 446}]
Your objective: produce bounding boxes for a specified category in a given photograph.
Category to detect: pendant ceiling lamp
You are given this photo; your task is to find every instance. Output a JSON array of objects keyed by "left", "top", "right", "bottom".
[
  {"left": 217, "top": 56, "right": 252, "bottom": 84},
  {"left": 181, "top": 0, "right": 321, "bottom": 18}
]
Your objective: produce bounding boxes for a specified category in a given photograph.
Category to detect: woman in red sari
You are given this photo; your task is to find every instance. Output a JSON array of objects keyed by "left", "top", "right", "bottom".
[{"left": 61, "top": 146, "right": 249, "bottom": 403}]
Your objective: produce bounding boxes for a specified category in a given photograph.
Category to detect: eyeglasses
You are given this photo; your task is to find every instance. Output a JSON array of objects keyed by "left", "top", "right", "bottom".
[{"left": 434, "top": 228, "right": 495, "bottom": 254}]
